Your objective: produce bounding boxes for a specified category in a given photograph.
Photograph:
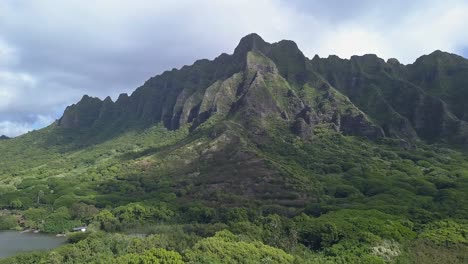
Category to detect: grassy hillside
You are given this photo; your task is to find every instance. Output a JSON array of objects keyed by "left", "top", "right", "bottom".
[{"left": 1, "top": 116, "right": 467, "bottom": 263}]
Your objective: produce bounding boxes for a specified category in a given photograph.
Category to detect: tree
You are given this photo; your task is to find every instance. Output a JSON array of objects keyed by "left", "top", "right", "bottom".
[
  {"left": 37, "top": 190, "right": 44, "bottom": 205},
  {"left": 185, "top": 230, "right": 294, "bottom": 264},
  {"left": 9, "top": 199, "right": 23, "bottom": 209},
  {"left": 115, "top": 248, "right": 184, "bottom": 264},
  {"left": 70, "top": 203, "right": 99, "bottom": 220},
  {"left": 0, "top": 215, "right": 17, "bottom": 230},
  {"left": 94, "top": 209, "right": 119, "bottom": 231}
]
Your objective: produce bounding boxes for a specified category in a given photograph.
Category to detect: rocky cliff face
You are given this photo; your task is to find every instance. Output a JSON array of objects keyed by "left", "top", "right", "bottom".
[
  {"left": 58, "top": 33, "right": 468, "bottom": 146},
  {"left": 310, "top": 51, "right": 468, "bottom": 145}
]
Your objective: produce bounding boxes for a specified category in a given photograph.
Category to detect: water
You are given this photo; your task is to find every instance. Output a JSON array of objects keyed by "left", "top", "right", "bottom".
[{"left": 0, "top": 231, "right": 66, "bottom": 258}]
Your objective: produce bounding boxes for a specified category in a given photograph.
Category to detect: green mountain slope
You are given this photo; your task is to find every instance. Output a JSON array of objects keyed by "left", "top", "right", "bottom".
[
  {"left": 1, "top": 34, "right": 468, "bottom": 263},
  {"left": 408, "top": 50, "right": 468, "bottom": 121}
]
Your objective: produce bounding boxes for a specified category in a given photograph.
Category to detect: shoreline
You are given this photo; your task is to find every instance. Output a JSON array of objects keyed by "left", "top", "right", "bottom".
[{"left": 15, "top": 229, "right": 67, "bottom": 237}]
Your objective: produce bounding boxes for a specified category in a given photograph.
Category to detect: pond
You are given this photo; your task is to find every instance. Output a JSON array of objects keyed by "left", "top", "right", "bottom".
[{"left": 0, "top": 231, "right": 66, "bottom": 258}]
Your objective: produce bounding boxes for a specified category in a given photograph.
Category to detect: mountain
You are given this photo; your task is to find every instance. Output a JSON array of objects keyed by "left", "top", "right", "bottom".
[
  {"left": 1, "top": 34, "right": 468, "bottom": 263},
  {"left": 58, "top": 33, "right": 468, "bottom": 147},
  {"left": 58, "top": 34, "right": 382, "bottom": 140},
  {"left": 311, "top": 51, "right": 468, "bottom": 145},
  {"left": 0, "top": 135, "right": 9, "bottom": 140}
]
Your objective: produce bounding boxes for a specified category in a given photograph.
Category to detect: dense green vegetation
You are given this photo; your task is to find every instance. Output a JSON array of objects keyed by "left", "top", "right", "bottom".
[
  {"left": 1, "top": 34, "right": 468, "bottom": 263},
  {"left": 0, "top": 119, "right": 467, "bottom": 263}
]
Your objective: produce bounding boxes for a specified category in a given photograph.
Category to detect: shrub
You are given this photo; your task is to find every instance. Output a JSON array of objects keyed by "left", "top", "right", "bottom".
[{"left": 0, "top": 215, "right": 18, "bottom": 230}]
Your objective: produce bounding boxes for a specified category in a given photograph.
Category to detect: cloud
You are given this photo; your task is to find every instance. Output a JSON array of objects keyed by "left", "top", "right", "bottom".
[
  {"left": 0, "top": 121, "right": 31, "bottom": 137},
  {"left": 0, "top": 0, "right": 467, "bottom": 137},
  {"left": 0, "top": 115, "right": 55, "bottom": 137},
  {"left": 279, "top": 0, "right": 468, "bottom": 61}
]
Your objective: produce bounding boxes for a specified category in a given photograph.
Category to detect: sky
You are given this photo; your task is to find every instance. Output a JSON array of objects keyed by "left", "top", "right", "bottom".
[{"left": 1, "top": 0, "right": 468, "bottom": 137}]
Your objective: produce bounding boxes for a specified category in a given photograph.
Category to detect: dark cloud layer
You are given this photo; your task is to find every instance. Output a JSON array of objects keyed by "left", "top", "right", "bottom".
[{"left": 0, "top": 0, "right": 467, "bottom": 136}]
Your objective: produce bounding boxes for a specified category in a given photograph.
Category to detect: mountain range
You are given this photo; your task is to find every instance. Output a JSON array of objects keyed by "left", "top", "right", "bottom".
[
  {"left": 1, "top": 33, "right": 468, "bottom": 263},
  {"left": 58, "top": 33, "right": 468, "bottom": 147}
]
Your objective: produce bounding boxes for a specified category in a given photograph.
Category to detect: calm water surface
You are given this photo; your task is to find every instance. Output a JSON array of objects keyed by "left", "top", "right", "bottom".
[{"left": 0, "top": 231, "right": 66, "bottom": 258}]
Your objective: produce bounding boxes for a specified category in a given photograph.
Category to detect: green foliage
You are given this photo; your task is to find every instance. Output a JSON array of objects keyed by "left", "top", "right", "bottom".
[
  {"left": 113, "top": 203, "right": 174, "bottom": 224},
  {"left": 70, "top": 202, "right": 99, "bottom": 220},
  {"left": 0, "top": 214, "right": 18, "bottom": 230},
  {"left": 115, "top": 248, "right": 184, "bottom": 264},
  {"left": 9, "top": 199, "right": 23, "bottom": 209},
  {"left": 396, "top": 240, "right": 468, "bottom": 264},
  {"left": 419, "top": 220, "right": 468, "bottom": 245},
  {"left": 67, "top": 231, "right": 91, "bottom": 244},
  {"left": 1, "top": 120, "right": 467, "bottom": 262},
  {"left": 294, "top": 210, "right": 415, "bottom": 251},
  {"left": 0, "top": 251, "right": 48, "bottom": 264},
  {"left": 22, "top": 207, "right": 47, "bottom": 229},
  {"left": 0, "top": 120, "right": 467, "bottom": 263},
  {"left": 185, "top": 230, "right": 295, "bottom": 264},
  {"left": 93, "top": 209, "right": 119, "bottom": 231},
  {"left": 41, "top": 207, "right": 81, "bottom": 233}
]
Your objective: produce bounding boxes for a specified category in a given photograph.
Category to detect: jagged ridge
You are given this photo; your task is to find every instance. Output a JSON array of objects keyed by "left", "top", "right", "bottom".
[{"left": 58, "top": 33, "right": 468, "bottom": 146}]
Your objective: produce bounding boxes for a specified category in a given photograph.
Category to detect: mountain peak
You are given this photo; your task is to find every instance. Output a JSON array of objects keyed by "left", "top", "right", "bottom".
[
  {"left": 413, "top": 50, "right": 466, "bottom": 65},
  {"left": 387, "top": 58, "right": 401, "bottom": 65},
  {"left": 103, "top": 96, "right": 113, "bottom": 103},
  {"left": 429, "top": 49, "right": 448, "bottom": 56},
  {"left": 58, "top": 95, "right": 106, "bottom": 128},
  {"left": 80, "top": 94, "right": 101, "bottom": 102},
  {"left": 426, "top": 50, "right": 462, "bottom": 60},
  {"left": 0, "top": 135, "right": 10, "bottom": 140},
  {"left": 234, "top": 33, "right": 269, "bottom": 55}
]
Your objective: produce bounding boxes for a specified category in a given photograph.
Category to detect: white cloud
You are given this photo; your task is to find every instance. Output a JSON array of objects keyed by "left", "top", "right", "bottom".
[
  {"left": 387, "top": 2, "right": 468, "bottom": 61},
  {"left": 0, "top": 121, "right": 31, "bottom": 137},
  {"left": 0, "top": 115, "right": 54, "bottom": 137},
  {"left": 0, "top": 39, "right": 17, "bottom": 67},
  {"left": 316, "top": 27, "right": 389, "bottom": 59},
  {"left": 0, "top": 70, "right": 80, "bottom": 114},
  {"left": 0, "top": 71, "right": 36, "bottom": 111},
  {"left": 280, "top": 0, "right": 468, "bottom": 63}
]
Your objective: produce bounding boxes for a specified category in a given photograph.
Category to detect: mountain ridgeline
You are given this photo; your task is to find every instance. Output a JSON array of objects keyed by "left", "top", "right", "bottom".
[{"left": 58, "top": 33, "right": 468, "bottom": 146}]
